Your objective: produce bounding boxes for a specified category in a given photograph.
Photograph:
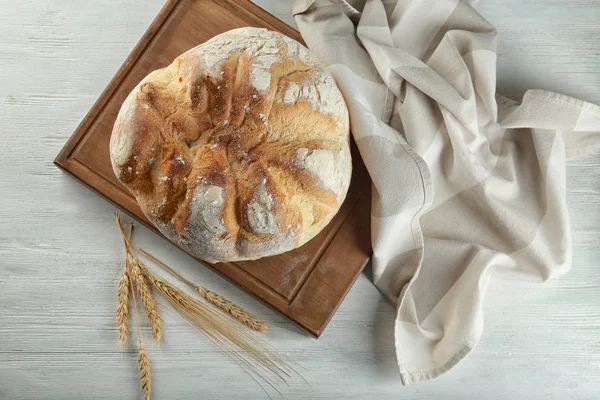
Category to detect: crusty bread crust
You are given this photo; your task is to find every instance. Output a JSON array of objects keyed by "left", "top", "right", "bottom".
[{"left": 110, "top": 28, "right": 351, "bottom": 262}]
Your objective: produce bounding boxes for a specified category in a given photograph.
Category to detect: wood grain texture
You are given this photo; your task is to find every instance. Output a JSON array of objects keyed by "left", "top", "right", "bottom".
[
  {"left": 0, "top": 0, "right": 599, "bottom": 398},
  {"left": 54, "top": 0, "right": 372, "bottom": 338}
]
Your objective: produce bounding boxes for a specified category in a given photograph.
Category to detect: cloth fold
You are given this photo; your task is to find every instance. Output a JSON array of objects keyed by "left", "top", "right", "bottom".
[{"left": 293, "top": 0, "right": 600, "bottom": 384}]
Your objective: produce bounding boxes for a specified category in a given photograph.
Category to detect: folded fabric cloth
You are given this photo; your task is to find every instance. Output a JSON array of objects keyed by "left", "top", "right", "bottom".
[{"left": 293, "top": 0, "right": 600, "bottom": 384}]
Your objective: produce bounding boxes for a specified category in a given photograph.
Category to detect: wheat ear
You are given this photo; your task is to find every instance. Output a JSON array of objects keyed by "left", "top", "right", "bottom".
[
  {"left": 138, "top": 248, "right": 268, "bottom": 333},
  {"left": 138, "top": 343, "right": 151, "bottom": 400},
  {"left": 141, "top": 266, "right": 292, "bottom": 389},
  {"left": 116, "top": 224, "right": 134, "bottom": 348},
  {"left": 117, "top": 267, "right": 131, "bottom": 348},
  {"left": 195, "top": 287, "right": 268, "bottom": 333},
  {"left": 130, "top": 268, "right": 152, "bottom": 400},
  {"left": 115, "top": 213, "right": 162, "bottom": 342},
  {"left": 130, "top": 257, "right": 162, "bottom": 342}
]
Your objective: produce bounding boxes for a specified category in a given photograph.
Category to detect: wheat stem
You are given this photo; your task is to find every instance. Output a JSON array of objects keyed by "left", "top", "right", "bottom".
[
  {"left": 138, "top": 248, "right": 267, "bottom": 333},
  {"left": 138, "top": 248, "right": 195, "bottom": 286}
]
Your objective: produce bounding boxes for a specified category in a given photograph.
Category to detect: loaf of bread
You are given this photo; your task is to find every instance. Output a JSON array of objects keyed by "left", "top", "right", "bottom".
[{"left": 110, "top": 27, "right": 351, "bottom": 262}]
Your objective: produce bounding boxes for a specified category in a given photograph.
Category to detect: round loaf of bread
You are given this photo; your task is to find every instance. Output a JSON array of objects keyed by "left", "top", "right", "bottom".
[{"left": 110, "top": 27, "right": 351, "bottom": 262}]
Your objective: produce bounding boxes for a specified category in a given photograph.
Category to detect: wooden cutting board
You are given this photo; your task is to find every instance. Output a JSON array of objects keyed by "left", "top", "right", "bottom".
[{"left": 54, "top": 0, "right": 372, "bottom": 337}]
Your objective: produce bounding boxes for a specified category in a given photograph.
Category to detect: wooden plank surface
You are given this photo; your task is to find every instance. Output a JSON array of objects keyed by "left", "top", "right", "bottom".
[
  {"left": 0, "top": 0, "right": 599, "bottom": 398},
  {"left": 53, "top": 0, "right": 372, "bottom": 337}
]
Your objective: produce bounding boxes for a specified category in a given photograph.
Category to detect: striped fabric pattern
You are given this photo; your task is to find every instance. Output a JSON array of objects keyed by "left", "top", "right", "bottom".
[{"left": 293, "top": 0, "right": 600, "bottom": 384}]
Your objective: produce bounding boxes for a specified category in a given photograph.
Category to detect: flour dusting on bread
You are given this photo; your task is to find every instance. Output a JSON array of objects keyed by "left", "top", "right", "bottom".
[
  {"left": 247, "top": 184, "right": 278, "bottom": 234},
  {"left": 189, "top": 184, "right": 226, "bottom": 235},
  {"left": 299, "top": 149, "right": 346, "bottom": 196}
]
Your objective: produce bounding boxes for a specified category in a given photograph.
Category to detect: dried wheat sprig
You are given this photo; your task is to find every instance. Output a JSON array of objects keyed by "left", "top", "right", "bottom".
[
  {"left": 138, "top": 248, "right": 268, "bottom": 333},
  {"left": 138, "top": 343, "right": 151, "bottom": 400},
  {"left": 130, "top": 257, "right": 162, "bottom": 342},
  {"left": 114, "top": 213, "right": 133, "bottom": 252},
  {"left": 114, "top": 213, "right": 298, "bottom": 395},
  {"left": 116, "top": 223, "right": 133, "bottom": 348},
  {"left": 117, "top": 267, "right": 131, "bottom": 348},
  {"left": 140, "top": 265, "right": 292, "bottom": 387},
  {"left": 195, "top": 287, "right": 268, "bottom": 333},
  {"left": 130, "top": 268, "right": 152, "bottom": 400},
  {"left": 115, "top": 213, "right": 162, "bottom": 342}
]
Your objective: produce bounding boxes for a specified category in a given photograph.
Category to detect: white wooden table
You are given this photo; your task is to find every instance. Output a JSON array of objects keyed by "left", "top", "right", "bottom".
[{"left": 1, "top": 1, "right": 599, "bottom": 398}]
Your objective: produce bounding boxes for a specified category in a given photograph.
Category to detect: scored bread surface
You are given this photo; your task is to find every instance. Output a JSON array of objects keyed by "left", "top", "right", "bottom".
[{"left": 110, "top": 27, "right": 351, "bottom": 262}]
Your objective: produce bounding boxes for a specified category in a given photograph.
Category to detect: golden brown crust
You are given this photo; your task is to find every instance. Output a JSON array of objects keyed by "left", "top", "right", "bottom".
[{"left": 110, "top": 27, "right": 351, "bottom": 262}]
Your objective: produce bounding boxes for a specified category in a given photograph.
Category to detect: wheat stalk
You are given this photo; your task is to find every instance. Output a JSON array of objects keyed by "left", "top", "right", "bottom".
[
  {"left": 138, "top": 248, "right": 268, "bottom": 333},
  {"left": 138, "top": 343, "right": 151, "bottom": 400},
  {"left": 140, "top": 265, "right": 291, "bottom": 388},
  {"left": 117, "top": 267, "right": 131, "bottom": 348},
  {"left": 130, "top": 257, "right": 162, "bottom": 342},
  {"left": 130, "top": 268, "right": 152, "bottom": 400},
  {"left": 116, "top": 224, "right": 133, "bottom": 348},
  {"left": 113, "top": 212, "right": 296, "bottom": 396},
  {"left": 195, "top": 287, "right": 268, "bottom": 333},
  {"left": 115, "top": 213, "right": 162, "bottom": 342}
]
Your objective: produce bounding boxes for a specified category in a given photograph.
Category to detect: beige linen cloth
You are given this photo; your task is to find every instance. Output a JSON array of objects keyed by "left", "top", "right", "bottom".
[{"left": 292, "top": 0, "right": 600, "bottom": 384}]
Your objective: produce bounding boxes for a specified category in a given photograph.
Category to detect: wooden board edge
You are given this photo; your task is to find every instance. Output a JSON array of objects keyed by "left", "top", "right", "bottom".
[
  {"left": 290, "top": 259, "right": 370, "bottom": 338},
  {"left": 290, "top": 190, "right": 372, "bottom": 337},
  {"left": 286, "top": 192, "right": 360, "bottom": 304},
  {"left": 315, "top": 258, "right": 370, "bottom": 337}
]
